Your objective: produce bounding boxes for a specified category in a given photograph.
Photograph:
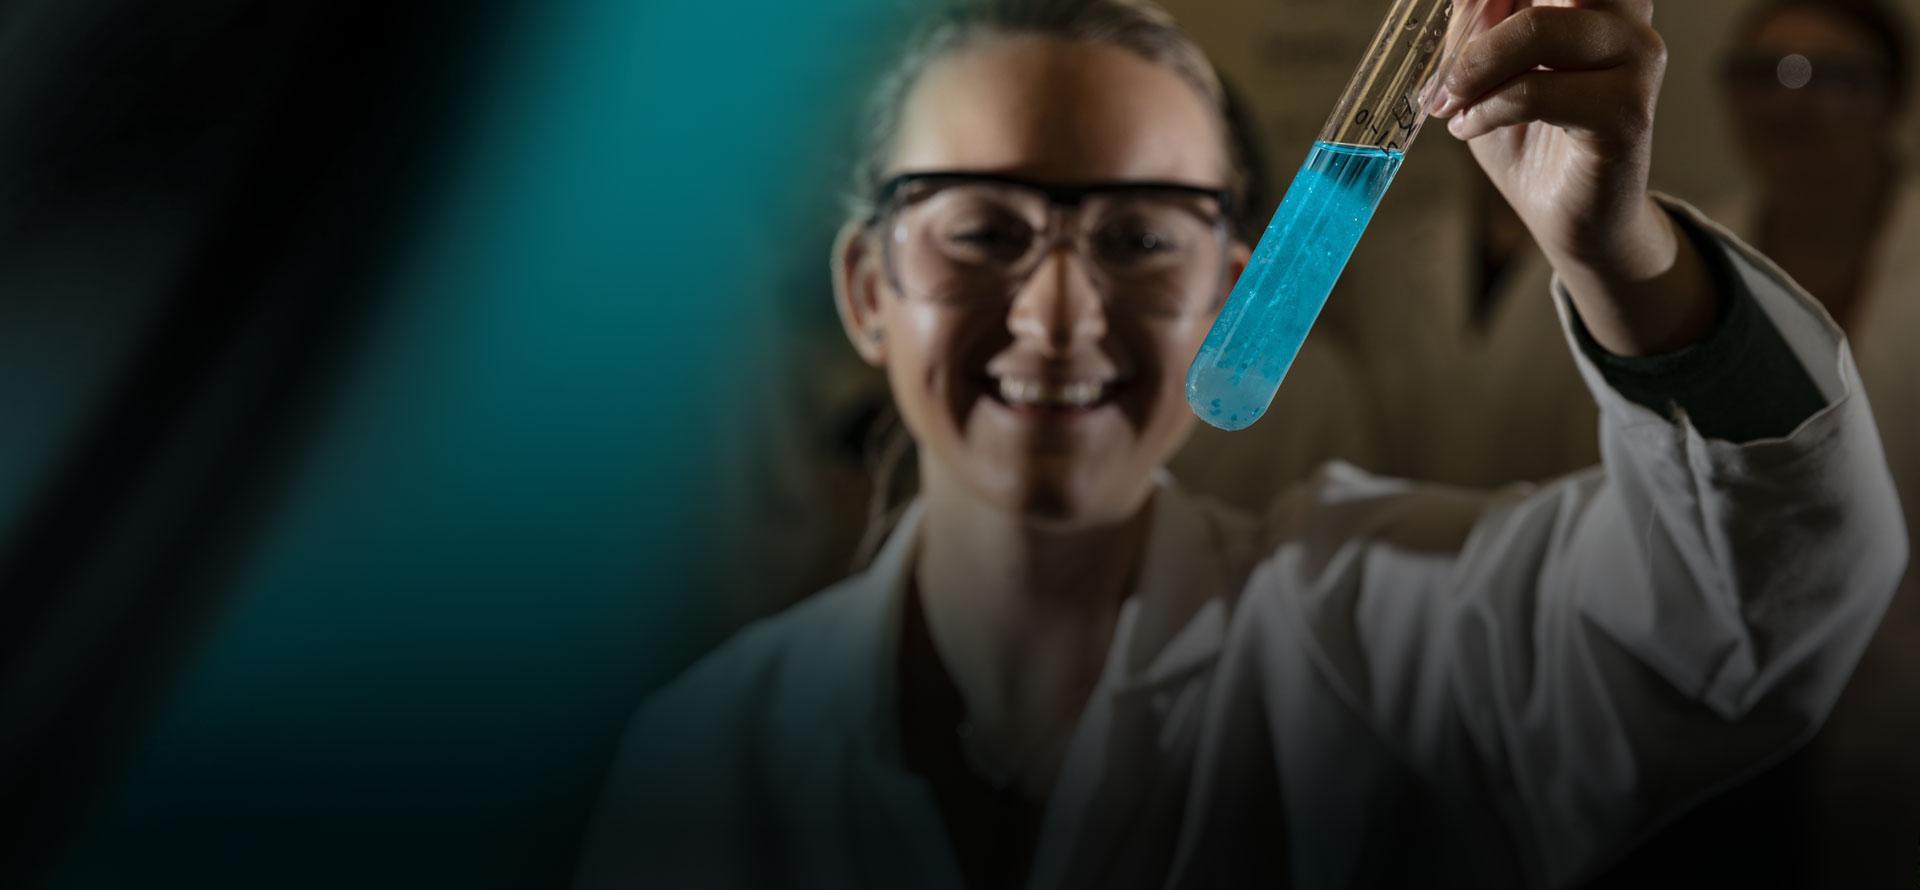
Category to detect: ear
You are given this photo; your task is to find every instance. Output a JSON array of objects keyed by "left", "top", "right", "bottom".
[
  {"left": 1214, "top": 240, "right": 1252, "bottom": 311},
  {"left": 832, "top": 220, "right": 889, "bottom": 366}
]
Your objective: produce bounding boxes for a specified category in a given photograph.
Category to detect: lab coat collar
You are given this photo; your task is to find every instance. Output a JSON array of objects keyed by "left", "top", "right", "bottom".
[
  {"left": 1114, "top": 472, "right": 1235, "bottom": 690},
  {"left": 844, "top": 474, "right": 1236, "bottom": 764}
]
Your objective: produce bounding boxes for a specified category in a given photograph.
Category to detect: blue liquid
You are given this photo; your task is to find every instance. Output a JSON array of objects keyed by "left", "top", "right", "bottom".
[{"left": 1187, "top": 142, "right": 1404, "bottom": 431}]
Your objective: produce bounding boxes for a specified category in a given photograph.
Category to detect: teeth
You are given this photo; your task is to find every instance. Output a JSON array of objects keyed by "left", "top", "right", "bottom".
[
  {"left": 1000, "top": 378, "right": 1040, "bottom": 405},
  {"left": 997, "top": 378, "right": 1105, "bottom": 408},
  {"left": 1060, "top": 382, "right": 1100, "bottom": 406}
]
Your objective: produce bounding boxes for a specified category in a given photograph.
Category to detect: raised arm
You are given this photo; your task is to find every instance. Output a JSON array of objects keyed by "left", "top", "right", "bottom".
[{"left": 1322, "top": 2, "right": 1913, "bottom": 881}]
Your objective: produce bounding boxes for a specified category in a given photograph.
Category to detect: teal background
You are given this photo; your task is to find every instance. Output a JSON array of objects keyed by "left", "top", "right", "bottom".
[{"left": 44, "top": 2, "right": 909, "bottom": 886}]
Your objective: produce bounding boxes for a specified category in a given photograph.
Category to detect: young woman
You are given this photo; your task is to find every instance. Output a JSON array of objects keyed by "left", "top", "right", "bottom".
[{"left": 579, "top": 2, "right": 1905, "bottom": 887}]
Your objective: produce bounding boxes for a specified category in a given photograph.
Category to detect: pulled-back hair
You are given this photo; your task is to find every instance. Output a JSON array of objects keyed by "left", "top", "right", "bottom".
[{"left": 843, "top": 0, "right": 1249, "bottom": 224}]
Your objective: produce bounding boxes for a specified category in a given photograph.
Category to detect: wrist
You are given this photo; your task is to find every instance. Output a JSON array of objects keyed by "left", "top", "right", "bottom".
[
  {"left": 1549, "top": 194, "right": 1673, "bottom": 283},
  {"left": 1554, "top": 196, "right": 1721, "bottom": 357}
]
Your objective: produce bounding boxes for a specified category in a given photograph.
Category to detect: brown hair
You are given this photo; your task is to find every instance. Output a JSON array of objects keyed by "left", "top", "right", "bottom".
[{"left": 842, "top": 0, "right": 1249, "bottom": 223}]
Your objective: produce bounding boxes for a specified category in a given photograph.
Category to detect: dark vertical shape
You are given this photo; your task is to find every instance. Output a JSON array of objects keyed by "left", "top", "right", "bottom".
[{"left": 0, "top": 2, "right": 518, "bottom": 885}]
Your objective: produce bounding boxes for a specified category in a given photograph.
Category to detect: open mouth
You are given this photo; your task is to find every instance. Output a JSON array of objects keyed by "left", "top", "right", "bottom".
[{"left": 985, "top": 376, "right": 1122, "bottom": 414}]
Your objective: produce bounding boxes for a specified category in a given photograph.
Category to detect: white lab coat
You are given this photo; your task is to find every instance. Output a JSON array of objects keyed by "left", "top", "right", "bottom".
[
  {"left": 577, "top": 206, "right": 1907, "bottom": 889},
  {"left": 1437, "top": 183, "right": 1920, "bottom": 883}
]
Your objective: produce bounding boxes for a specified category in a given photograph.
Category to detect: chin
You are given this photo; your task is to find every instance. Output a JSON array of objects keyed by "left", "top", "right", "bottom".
[
  {"left": 1010, "top": 491, "right": 1079, "bottom": 526},
  {"left": 978, "top": 462, "right": 1146, "bottom": 531}
]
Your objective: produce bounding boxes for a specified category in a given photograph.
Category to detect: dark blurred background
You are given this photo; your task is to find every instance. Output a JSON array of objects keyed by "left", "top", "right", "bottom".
[
  {"left": 2, "top": 1, "right": 1914, "bottom": 887},
  {"left": 0, "top": 1, "right": 908, "bottom": 886}
]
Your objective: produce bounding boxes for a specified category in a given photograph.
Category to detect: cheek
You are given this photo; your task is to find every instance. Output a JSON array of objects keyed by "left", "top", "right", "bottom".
[
  {"left": 881, "top": 303, "right": 1002, "bottom": 429},
  {"left": 1158, "top": 314, "right": 1214, "bottom": 382},
  {"left": 1133, "top": 368, "right": 1202, "bottom": 474},
  {"left": 1131, "top": 317, "right": 1213, "bottom": 442},
  {"left": 883, "top": 311, "right": 954, "bottom": 416}
]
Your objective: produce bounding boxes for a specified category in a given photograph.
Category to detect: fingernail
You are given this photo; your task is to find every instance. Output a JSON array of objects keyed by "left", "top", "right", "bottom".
[{"left": 1431, "top": 90, "right": 1458, "bottom": 117}]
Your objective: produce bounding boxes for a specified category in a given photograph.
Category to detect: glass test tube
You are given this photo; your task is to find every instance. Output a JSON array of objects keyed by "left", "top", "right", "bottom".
[{"left": 1187, "top": 0, "right": 1495, "bottom": 431}]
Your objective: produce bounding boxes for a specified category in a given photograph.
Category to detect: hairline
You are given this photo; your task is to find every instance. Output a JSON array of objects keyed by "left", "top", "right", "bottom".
[{"left": 845, "top": 9, "right": 1246, "bottom": 227}]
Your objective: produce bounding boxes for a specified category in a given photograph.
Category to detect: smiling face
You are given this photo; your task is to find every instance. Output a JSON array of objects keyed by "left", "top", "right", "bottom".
[{"left": 834, "top": 36, "right": 1241, "bottom": 528}]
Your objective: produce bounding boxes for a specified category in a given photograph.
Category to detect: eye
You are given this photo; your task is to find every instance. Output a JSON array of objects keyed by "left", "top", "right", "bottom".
[
  {"left": 941, "top": 217, "right": 1035, "bottom": 262},
  {"left": 1093, "top": 218, "right": 1185, "bottom": 267},
  {"left": 950, "top": 221, "right": 1030, "bottom": 247}
]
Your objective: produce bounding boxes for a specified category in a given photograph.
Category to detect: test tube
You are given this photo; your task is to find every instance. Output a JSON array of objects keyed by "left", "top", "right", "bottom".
[{"left": 1188, "top": 0, "right": 1495, "bottom": 431}]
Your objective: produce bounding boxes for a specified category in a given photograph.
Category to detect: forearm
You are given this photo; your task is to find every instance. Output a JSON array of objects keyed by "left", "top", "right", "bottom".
[
  {"left": 1551, "top": 195, "right": 1721, "bottom": 358},
  {"left": 1564, "top": 199, "right": 1830, "bottom": 442}
]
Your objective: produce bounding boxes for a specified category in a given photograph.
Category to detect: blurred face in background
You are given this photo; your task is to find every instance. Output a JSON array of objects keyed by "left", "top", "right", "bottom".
[
  {"left": 1722, "top": 5, "right": 1906, "bottom": 188},
  {"left": 836, "top": 36, "right": 1242, "bottom": 528}
]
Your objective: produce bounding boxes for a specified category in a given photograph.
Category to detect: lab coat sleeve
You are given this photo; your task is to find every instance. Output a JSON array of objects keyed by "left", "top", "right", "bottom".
[
  {"left": 1298, "top": 199, "right": 1908, "bottom": 887},
  {"left": 1470, "top": 201, "right": 1905, "bottom": 884}
]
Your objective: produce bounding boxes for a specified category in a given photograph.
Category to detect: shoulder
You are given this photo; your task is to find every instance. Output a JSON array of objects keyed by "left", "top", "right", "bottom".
[
  {"left": 1225, "top": 462, "right": 1544, "bottom": 666},
  {"left": 1255, "top": 461, "right": 1501, "bottom": 564},
  {"left": 636, "top": 575, "right": 884, "bottom": 749},
  {"left": 1173, "top": 460, "right": 1431, "bottom": 547},
  {"left": 578, "top": 577, "right": 887, "bottom": 884},
  {"left": 1164, "top": 460, "right": 1498, "bottom": 601}
]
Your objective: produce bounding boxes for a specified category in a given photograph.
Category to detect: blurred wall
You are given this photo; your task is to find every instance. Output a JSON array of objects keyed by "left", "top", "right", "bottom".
[{"left": 1168, "top": 0, "right": 1920, "bottom": 223}]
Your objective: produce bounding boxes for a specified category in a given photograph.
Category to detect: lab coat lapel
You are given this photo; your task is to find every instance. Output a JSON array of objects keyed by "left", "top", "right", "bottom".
[
  {"left": 843, "top": 484, "right": 1237, "bottom": 890},
  {"left": 837, "top": 503, "right": 972, "bottom": 890},
  {"left": 1027, "top": 482, "right": 1236, "bottom": 890}
]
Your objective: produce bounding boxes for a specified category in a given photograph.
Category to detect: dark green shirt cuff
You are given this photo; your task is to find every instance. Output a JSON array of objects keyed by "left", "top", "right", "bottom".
[{"left": 1566, "top": 207, "right": 1829, "bottom": 442}]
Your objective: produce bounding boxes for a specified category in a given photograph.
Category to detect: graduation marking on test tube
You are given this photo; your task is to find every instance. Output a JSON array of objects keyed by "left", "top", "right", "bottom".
[{"left": 1188, "top": 0, "right": 1495, "bottom": 431}]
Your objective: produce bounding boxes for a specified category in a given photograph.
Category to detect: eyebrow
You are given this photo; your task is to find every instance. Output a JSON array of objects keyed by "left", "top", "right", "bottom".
[{"left": 871, "top": 170, "right": 1233, "bottom": 220}]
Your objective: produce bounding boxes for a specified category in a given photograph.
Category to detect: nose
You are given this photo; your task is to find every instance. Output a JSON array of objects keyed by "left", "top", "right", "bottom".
[{"left": 1007, "top": 246, "right": 1108, "bottom": 357}]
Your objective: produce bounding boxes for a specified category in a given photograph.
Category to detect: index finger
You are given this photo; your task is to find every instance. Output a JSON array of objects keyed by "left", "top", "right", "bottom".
[
  {"left": 1570, "top": 0, "right": 1654, "bottom": 25},
  {"left": 1439, "top": 6, "right": 1647, "bottom": 112},
  {"left": 1463, "top": 0, "right": 1655, "bottom": 28}
]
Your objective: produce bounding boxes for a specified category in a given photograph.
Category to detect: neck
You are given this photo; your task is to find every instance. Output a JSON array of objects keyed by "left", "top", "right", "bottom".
[{"left": 908, "top": 466, "right": 1154, "bottom": 790}]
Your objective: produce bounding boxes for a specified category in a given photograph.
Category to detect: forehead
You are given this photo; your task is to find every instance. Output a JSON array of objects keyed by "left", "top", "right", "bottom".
[
  {"left": 887, "top": 36, "right": 1228, "bottom": 186},
  {"left": 1746, "top": 7, "right": 1885, "bottom": 57}
]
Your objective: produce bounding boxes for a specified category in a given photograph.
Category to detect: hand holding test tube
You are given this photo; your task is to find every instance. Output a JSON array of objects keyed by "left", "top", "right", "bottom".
[
  {"left": 1438, "top": 0, "right": 1716, "bottom": 359},
  {"left": 1189, "top": 0, "right": 1713, "bottom": 431}
]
